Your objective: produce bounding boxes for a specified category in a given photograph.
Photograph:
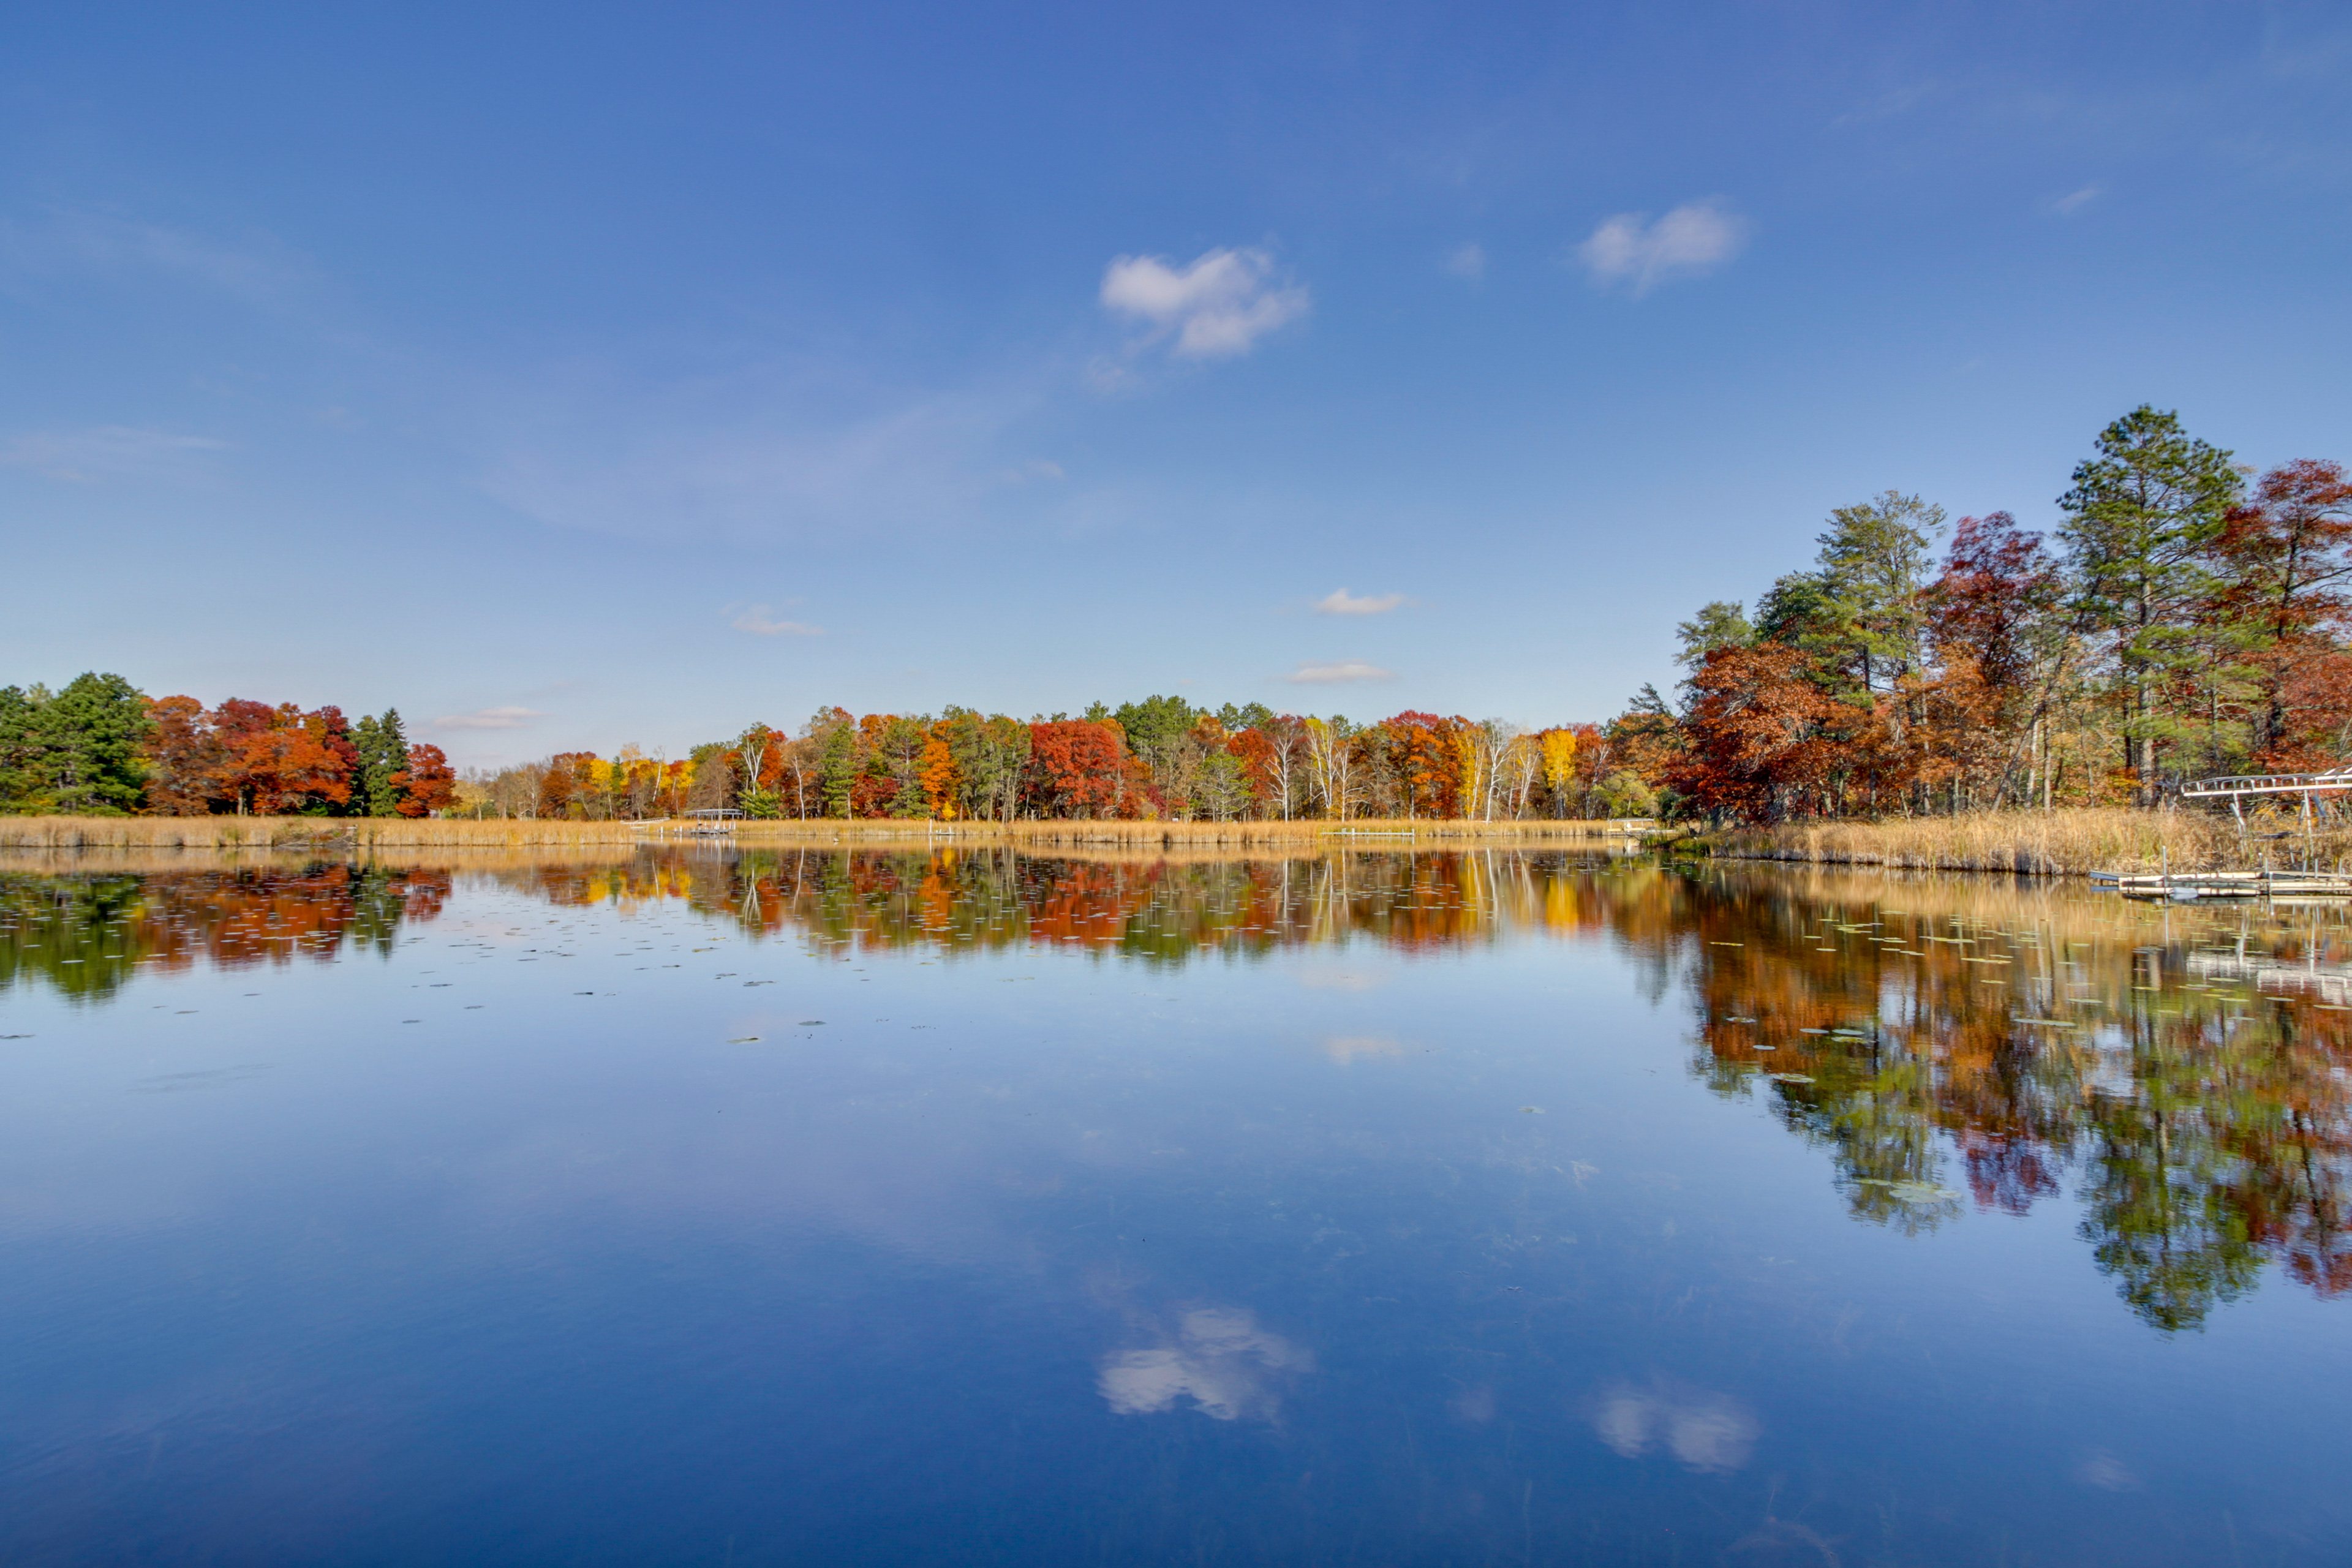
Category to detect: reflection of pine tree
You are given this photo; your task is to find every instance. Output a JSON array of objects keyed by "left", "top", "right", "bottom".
[
  {"left": 1831, "top": 1058, "right": 1956, "bottom": 1234},
  {"left": 0, "top": 873, "right": 147, "bottom": 1003},
  {"left": 346, "top": 866, "right": 407, "bottom": 956},
  {"left": 2078, "top": 1083, "right": 2263, "bottom": 1332}
]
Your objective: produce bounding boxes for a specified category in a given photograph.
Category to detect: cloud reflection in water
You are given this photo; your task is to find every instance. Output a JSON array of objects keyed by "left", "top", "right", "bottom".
[
  {"left": 1591, "top": 1382, "right": 1759, "bottom": 1472},
  {"left": 1098, "top": 1307, "right": 1314, "bottom": 1422}
]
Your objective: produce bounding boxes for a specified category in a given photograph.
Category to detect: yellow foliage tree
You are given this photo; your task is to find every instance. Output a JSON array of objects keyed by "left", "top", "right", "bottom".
[
  {"left": 1450, "top": 727, "right": 1486, "bottom": 819},
  {"left": 1540, "top": 728, "right": 1577, "bottom": 815}
]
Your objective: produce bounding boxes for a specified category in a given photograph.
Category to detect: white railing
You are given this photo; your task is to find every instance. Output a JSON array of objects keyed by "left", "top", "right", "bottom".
[{"left": 2181, "top": 768, "right": 2352, "bottom": 799}]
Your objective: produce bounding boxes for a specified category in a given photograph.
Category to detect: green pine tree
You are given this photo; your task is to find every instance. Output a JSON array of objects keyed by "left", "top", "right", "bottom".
[
  {"left": 2059, "top": 406, "right": 2242, "bottom": 796},
  {"left": 0, "top": 673, "right": 154, "bottom": 815},
  {"left": 351, "top": 709, "right": 410, "bottom": 816}
]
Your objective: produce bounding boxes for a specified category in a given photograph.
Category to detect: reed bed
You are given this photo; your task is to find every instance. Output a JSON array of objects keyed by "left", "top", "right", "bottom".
[
  {"left": 0, "top": 815, "right": 1653, "bottom": 853},
  {"left": 1711, "top": 808, "right": 2350, "bottom": 877}
]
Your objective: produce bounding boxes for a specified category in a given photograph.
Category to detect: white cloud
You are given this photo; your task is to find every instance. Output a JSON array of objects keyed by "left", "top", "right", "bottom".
[
  {"left": 731, "top": 605, "right": 824, "bottom": 636},
  {"left": 433, "top": 706, "right": 546, "bottom": 731},
  {"left": 1591, "top": 1384, "right": 1758, "bottom": 1472},
  {"left": 1575, "top": 201, "right": 1747, "bottom": 295},
  {"left": 1099, "top": 248, "right": 1309, "bottom": 358},
  {"left": 1314, "top": 587, "right": 1404, "bottom": 616},
  {"left": 1443, "top": 242, "right": 1487, "bottom": 282},
  {"left": 2052, "top": 183, "right": 2104, "bottom": 214},
  {"left": 0, "top": 426, "right": 227, "bottom": 483},
  {"left": 1098, "top": 1307, "right": 1313, "bottom": 1422},
  {"left": 1283, "top": 659, "right": 1394, "bottom": 685}
]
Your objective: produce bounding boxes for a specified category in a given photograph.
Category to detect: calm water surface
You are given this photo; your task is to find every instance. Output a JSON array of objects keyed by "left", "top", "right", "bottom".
[{"left": 4, "top": 846, "right": 2351, "bottom": 1566}]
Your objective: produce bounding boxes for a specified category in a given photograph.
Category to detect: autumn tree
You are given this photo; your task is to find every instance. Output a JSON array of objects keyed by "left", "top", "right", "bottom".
[
  {"left": 225, "top": 704, "right": 355, "bottom": 815},
  {"left": 1924, "top": 511, "right": 2069, "bottom": 805},
  {"left": 1538, "top": 728, "right": 1578, "bottom": 817},
  {"left": 2211, "top": 459, "right": 2352, "bottom": 767},
  {"left": 919, "top": 723, "right": 961, "bottom": 818},
  {"left": 141, "top": 695, "right": 230, "bottom": 815},
  {"left": 391, "top": 743, "right": 457, "bottom": 816},
  {"left": 1027, "top": 720, "right": 1125, "bottom": 818},
  {"left": 733, "top": 725, "right": 785, "bottom": 817},
  {"left": 1670, "top": 644, "right": 1857, "bottom": 823},
  {"left": 538, "top": 753, "right": 594, "bottom": 819}
]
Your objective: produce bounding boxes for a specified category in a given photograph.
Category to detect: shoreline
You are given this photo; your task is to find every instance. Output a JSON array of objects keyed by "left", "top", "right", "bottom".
[{"left": 0, "top": 815, "right": 1657, "bottom": 853}]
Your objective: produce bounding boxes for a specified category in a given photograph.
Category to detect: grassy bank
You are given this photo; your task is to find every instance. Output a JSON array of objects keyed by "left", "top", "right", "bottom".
[
  {"left": 0, "top": 815, "right": 1655, "bottom": 852},
  {"left": 1708, "top": 808, "right": 2348, "bottom": 877}
]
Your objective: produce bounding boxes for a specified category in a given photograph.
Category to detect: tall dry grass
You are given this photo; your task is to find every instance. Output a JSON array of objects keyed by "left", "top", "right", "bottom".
[
  {"left": 0, "top": 815, "right": 1655, "bottom": 853},
  {"left": 1713, "top": 808, "right": 2350, "bottom": 876}
]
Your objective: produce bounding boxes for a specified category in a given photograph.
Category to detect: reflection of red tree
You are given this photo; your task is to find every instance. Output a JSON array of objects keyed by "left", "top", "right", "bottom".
[
  {"left": 1960, "top": 1131, "right": 2062, "bottom": 1216},
  {"left": 118, "top": 866, "right": 452, "bottom": 971}
]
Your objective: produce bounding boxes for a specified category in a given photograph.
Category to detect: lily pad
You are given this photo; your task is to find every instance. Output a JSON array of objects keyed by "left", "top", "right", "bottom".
[{"left": 1887, "top": 1182, "right": 1960, "bottom": 1204}]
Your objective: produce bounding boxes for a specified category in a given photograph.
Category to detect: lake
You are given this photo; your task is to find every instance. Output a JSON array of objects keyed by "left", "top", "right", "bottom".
[{"left": 2, "top": 845, "right": 2349, "bottom": 1566}]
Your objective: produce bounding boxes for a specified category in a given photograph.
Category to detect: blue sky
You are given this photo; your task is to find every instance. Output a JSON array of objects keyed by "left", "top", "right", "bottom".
[{"left": 4, "top": 1, "right": 2348, "bottom": 766}]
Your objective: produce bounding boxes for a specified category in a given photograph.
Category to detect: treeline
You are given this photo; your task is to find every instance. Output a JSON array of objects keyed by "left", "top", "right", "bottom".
[
  {"left": 1628, "top": 405, "right": 2352, "bottom": 823},
  {"left": 32, "top": 401, "right": 2328, "bottom": 831},
  {"left": 467, "top": 699, "right": 1659, "bottom": 822},
  {"left": 0, "top": 677, "right": 456, "bottom": 818}
]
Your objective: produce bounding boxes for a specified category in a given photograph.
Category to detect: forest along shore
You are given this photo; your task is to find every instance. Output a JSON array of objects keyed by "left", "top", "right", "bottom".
[
  {"left": 0, "top": 815, "right": 1659, "bottom": 853},
  {"left": 1705, "top": 808, "right": 2351, "bottom": 876}
]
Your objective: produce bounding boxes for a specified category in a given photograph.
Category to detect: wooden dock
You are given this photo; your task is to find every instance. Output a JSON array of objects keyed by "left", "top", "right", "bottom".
[{"left": 2089, "top": 870, "right": 2352, "bottom": 902}]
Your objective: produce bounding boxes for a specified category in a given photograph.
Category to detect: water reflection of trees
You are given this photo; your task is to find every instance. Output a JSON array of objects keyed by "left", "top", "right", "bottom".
[
  {"left": 9, "top": 845, "right": 2351, "bottom": 1331},
  {"left": 537, "top": 845, "right": 2352, "bottom": 1333},
  {"left": 0, "top": 863, "right": 450, "bottom": 1002},
  {"left": 487, "top": 846, "right": 1544, "bottom": 962},
  {"left": 1648, "top": 866, "right": 2352, "bottom": 1332},
  {"left": 498, "top": 849, "right": 2352, "bottom": 1329}
]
